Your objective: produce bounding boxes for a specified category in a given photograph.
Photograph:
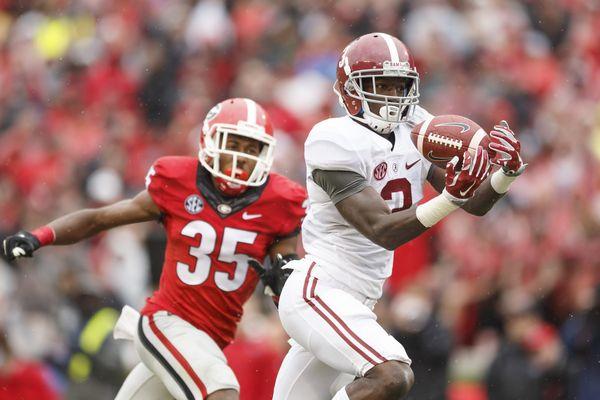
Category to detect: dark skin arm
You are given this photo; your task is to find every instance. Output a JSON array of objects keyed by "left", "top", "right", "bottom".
[
  {"left": 49, "top": 190, "right": 161, "bottom": 245},
  {"left": 427, "top": 165, "right": 504, "bottom": 217},
  {"left": 50, "top": 186, "right": 297, "bottom": 254},
  {"left": 335, "top": 186, "right": 427, "bottom": 251},
  {"left": 268, "top": 235, "right": 299, "bottom": 261}
]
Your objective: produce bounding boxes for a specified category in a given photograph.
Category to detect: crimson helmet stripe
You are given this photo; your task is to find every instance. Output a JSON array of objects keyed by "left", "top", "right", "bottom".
[
  {"left": 244, "top": 98, "right": 257, "bottom": 124},
  {"left": 380, "top": 33, "right": 400, "bottom": 63}
]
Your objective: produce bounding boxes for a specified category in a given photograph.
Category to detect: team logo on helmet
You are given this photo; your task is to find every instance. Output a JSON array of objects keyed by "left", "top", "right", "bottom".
[
  {"left": 373, "top": 162, "right": 388, "bottom": 180},
  {"left": 338, "top": 43, "right": 351, "bottom": 74},
  {"left": 184, "top": 194, "right": 204, "bottom": 214},
  {"left": 205, "top": 104, "right": 221, "bottom": 121}
]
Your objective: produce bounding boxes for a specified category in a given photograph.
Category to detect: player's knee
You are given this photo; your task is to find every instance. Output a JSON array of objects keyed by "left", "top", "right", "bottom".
[
  {"left": 394, "top": 362, "right": 415, "bottom": 397},
  {"left": 206, "top": 388, "right": 239, "bottom": 400},
  {"left": 367, "top": 361, "right": 414, "bottom": 399}
]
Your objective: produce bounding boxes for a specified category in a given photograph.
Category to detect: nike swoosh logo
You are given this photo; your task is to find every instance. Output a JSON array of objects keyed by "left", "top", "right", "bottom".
[
  {"left": 426, "top": 151, "right": 453, "bottom": 163},
  {"left": 405, "top": 159, "right": 421, "bottom": 169},
  {"left": 459, "top": 181, "right": 478, "bottom": 197},
  {"left": 435, "top": 122, "right": 470, "bottom": 134},
  {"left": 242, "top": 212, "right": 262, "bottom": 220}
]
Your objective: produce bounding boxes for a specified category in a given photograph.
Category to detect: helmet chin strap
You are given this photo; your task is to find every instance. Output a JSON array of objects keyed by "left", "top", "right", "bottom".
[{"left": 361, "top": 102, "right": 400, "bottom": 134}]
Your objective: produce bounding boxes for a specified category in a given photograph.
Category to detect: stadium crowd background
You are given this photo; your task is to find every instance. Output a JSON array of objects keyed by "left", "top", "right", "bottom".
[{"left": 0, "top": 0, "right": 599, "bottom": 399}]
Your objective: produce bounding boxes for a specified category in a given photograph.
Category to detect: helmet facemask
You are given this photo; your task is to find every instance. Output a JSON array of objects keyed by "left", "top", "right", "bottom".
[
  {"left": 199, "top": 120, "right": 276, "bottom": 195},
  {"left": 343, "top": 63, "right": 419, "bottom": 134}
]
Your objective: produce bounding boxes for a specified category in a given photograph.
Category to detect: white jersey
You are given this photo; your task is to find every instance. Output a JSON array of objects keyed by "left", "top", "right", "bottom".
[{"left": 301, "top": 106, "right": 434, "bottom": 300}]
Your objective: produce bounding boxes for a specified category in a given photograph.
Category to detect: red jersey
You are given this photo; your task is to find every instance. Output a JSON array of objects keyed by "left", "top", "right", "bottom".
[{"left": 141, "top": 156, "right": 307, "bottom": 348}]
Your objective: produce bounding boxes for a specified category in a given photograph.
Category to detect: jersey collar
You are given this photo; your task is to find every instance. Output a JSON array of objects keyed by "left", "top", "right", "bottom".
[
  {"left": 351, "top": 117, "right": 396, "bottom": 150},
  {"left": 196, "top": 163, "right": 269, "bottom": 218}
]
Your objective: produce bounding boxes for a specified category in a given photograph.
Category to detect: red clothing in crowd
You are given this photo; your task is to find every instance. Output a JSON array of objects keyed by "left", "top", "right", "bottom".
[{"left": 0, "top": 361, "right": 60, "bottom": 400}]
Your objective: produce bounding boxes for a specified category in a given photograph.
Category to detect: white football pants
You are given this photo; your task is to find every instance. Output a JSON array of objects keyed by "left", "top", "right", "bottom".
[
  {"left": 114, "top": 307, "right": 239, "bottom": 400},
  {"left": 273, "top": 260, "right": 411, "bottom": 400}
]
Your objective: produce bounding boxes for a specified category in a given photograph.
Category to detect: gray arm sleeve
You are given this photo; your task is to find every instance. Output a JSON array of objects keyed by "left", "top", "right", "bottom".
[{"left": 311, "top": 169, "right": 368, "bottom": 204}]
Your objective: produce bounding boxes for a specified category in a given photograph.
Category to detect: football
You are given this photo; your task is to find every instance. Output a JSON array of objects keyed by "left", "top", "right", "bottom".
[{"left": 411, "top": 115, "right": 493, "bottom": 168}]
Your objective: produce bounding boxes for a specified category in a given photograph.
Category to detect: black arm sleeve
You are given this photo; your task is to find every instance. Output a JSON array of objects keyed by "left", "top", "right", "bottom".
[{"left": 312, "top": 169, "right": 368, "bottom": 204}]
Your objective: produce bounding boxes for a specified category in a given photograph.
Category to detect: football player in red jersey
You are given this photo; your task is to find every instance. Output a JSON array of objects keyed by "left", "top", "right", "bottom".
[{"left": 2, "top": 98, "right": 307, "bottom": 400}]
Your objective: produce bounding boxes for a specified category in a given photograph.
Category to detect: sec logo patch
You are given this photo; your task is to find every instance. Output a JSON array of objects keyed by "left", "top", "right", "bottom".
[
  {"left": 373, "top": 162, "right": 388, "bottom": 180},
  {"left": 184, "top": 194, "right": 204, "bottom": 214}
]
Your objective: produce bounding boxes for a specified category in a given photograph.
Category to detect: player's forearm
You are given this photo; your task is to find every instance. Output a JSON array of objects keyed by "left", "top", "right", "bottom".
[
  {"left": 336, "top": 188, "right": 426, "bottom": 250},
  {"left": 48, "top": 196, "right": 158, "bottom": 245},
  {"left": 2, "top": 208, "right": 119, "bottom": 258},
  {"left": 369, "top": 207, "right": 428, "bottom": 250},
  {"left": 48, "top": 208, "right": 119, "bottom": 245},
  {"left": 461, "top": 165, "right": 522, "bottom": 216},
  {"left": 372, "top": 192, "right": 464, "bottom": 249},
  {"left": 460, "top": 179, "right": 504, "bottom": 216},
  {"left": 23, "top": 191, "right": 159, "bottom": 248}
]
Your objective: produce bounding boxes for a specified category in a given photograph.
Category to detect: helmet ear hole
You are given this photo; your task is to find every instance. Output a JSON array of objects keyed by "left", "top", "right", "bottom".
[{"left": 344, "top": 80, "right": 356, "bottom": 95}]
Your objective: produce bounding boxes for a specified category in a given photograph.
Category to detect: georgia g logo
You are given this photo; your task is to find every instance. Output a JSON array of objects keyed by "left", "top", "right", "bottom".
[
  {"left": 184, "top": 194, "right": 204, "bottom": 215},
  {"left": 205, "top": 104, "right": 221, "bottom": 121}
]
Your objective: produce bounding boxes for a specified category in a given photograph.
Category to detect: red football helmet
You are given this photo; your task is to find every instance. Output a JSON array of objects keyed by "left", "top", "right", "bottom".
[
  {"left": 334, "top": 32, "right": 420, "bottom": 134},
  {"left": 199, "top": 98, "right": 276, "bottom": 196}
]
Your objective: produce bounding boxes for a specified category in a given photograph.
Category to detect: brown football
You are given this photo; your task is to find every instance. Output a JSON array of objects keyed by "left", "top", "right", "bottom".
[{"left": 411, "top": 115, "right": 493, "bottom": 168}]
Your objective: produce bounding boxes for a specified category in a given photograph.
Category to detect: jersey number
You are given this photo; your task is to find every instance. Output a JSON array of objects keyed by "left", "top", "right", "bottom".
[
  {"left": 176, "top": 221, "right": 257, "bottom": 291},
  {"left": 381, "top": 178, "right": 412, "bottom": 212}
]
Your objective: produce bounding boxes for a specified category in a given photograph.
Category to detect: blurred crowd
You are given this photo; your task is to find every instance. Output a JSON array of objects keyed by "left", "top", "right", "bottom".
[{"left": 0, "top": 0, "right": 599, "bottom": 399}]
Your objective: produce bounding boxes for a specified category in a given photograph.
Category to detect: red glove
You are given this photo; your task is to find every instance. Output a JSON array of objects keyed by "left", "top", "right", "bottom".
[
  {"left": 444, "top": 146, "right": 491, "bottom": 203},
  {"left": 489, "top": 120, "right": 527, "bottom": 176}
]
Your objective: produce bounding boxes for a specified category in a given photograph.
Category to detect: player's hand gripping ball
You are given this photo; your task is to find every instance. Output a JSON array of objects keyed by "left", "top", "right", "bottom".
[
  {"left": 489, "top": 120, "right": 527, "bottom": 176},
  {"left": 443, "top": 146, "right": 491, "bottom": 204}
]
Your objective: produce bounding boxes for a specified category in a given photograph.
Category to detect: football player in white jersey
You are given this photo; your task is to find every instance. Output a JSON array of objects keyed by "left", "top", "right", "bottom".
[{"left": 272, "top": 33, "right": 526, "bottom": 400}]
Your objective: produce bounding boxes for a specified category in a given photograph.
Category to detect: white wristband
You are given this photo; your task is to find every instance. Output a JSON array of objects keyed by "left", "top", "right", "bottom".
[
  {"left": 416, "top": 194, "right": 460, "bottom": 228},
  {"left": 490, "top": 169, "right": 518, "bottom": 194}
]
